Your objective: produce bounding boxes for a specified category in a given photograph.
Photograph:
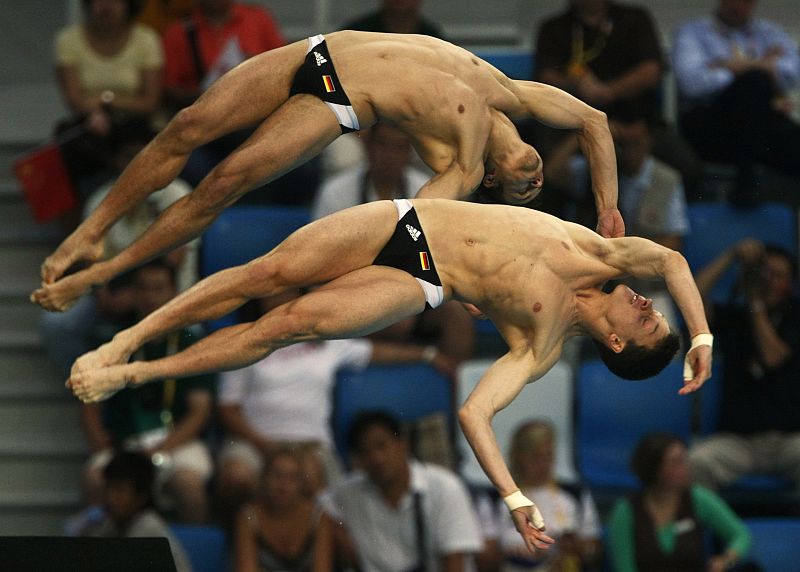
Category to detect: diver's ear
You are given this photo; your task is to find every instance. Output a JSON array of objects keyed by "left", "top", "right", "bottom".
[
  {"left": 482, "top": 171, "right": 496, "bottom": 188},
  {"left": 607, "top": 333, "right": 624, "bottom": 354}
]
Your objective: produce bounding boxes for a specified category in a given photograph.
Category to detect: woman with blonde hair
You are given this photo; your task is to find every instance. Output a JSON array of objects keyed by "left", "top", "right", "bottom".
[{"left": 500, "top": 419, "right": 602, "bottom": 571}]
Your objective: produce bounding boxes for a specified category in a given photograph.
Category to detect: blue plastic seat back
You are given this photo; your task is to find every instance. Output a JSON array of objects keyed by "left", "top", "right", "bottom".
[
  {"left": 200, "top": 206, "right": 310, "bottom": 330},
  {"left": 576, "top": 359, "right": 692, "bottom": 489},
  {"left": 683, "top": 202, "right": 796, "bottom": 304},
  {"left": 170, "top": 524, "right": 227, "bottom": 572},
  {"left": 332, "top": 364, "right": 452, "bottom": 459},
  {"left": 744, "top": 518, "right": 800, "bottom": 572}
]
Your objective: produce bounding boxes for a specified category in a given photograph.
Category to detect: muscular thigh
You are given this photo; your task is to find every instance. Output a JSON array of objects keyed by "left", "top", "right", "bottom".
[
  {"left": 246, "top": 201, "right": 399, "bottom": 293},
  {"left": 285, "top": 266, "right": 428, "bottom": 340},
  {"left": 211, "top": 95, "right": 343, "bottom": 189},
  {"left": 187, "top": 39, "right": 311, "bottom": 137}
]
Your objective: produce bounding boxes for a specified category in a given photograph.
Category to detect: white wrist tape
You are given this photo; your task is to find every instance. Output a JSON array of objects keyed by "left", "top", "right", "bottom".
[
  {"left": 503, "top": 491, "right": 545, "bottom": 529},
  {"left": 503, "top": 491, "right": 533, "bottom": 511},
  {"left": 684, "top": 333, "right": 714, "bottom": 380}
]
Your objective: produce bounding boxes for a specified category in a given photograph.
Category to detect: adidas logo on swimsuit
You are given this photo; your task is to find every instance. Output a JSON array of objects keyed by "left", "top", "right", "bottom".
[
  {"left": 313, "top": 51, "right": 327, "bottom": 66},
  {"left": 406, "top": 224, "right": 421, "bottom": 241}
]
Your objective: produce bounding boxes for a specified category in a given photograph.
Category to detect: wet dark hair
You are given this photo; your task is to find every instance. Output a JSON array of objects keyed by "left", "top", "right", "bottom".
[
  {"left": 82, "top": 0, "right": 143, "bottom": 21},
  {"left": 592, "top": 329, "right": 680, "bottom": 380},
  {"left": 631, "top": 432, "right": 684, "bottom": 488},
  {"left": 103, "top": 451, "right": 155, "bottom": 500},
  {"left": 346, "top": 410, "right": 404, "bottom": 452}
]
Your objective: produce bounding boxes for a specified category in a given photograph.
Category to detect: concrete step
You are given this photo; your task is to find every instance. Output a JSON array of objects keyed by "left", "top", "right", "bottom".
[
  {"left": 0, "top": 506, "right": 80, "bottom": 536},
  {"left": 0, "top": 243, "right": 52, "bottom": 297},
  {"left": 0, "top": 456, "right": 84, "bottom": 500},
  {"left": 0, "top": 299, "right": 43, "bottom": 345},
  {"left": 0, "top": 400, "right": 85, "bottom": 455},
  {"left": 0, "top": 347, "right": 64, "bottom": 400},
  {"left": 0, "top": 184, "right": 64, "bottom": 244}
]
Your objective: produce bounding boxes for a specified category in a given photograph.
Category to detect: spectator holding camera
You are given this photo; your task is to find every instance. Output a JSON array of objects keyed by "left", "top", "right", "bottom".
[{"left": 689, "top": 240, "right": 800, "bottom": 491}]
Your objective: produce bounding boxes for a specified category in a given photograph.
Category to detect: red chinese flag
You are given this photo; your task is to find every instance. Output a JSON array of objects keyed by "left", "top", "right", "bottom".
[{"left": 13, "top": 143, "right": 78, "bottom": 223}]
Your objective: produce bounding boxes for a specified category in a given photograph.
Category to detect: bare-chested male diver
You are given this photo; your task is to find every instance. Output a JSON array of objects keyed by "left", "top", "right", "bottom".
[
  {"left": 33, "top": 30, "right": 624, "bottom": 312},
  {"left": 66, "top": 198, "right": 712, "bottom": 555}
]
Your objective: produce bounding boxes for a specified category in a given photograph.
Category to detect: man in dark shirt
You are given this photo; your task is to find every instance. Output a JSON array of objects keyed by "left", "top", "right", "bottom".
[
  {"left": 343, "top": 0, "right": 445, "bottom": 39},
  {"left": 534, "top": 0, "right": 701, "bottom": 192},
  {"left": 690, "top": 240, "right": 800, "bottom": 490}
]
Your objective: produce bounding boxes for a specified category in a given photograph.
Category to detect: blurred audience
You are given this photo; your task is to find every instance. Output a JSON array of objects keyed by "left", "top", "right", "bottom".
[
  {"left": 608, "top": 432, "right": 752, "bottom": 572},
  {"left": 689, "top": 240, "right": 800, "bottom": 492},
  {"left": 342, "top": 0, "right": 446, "bottom": 39},
  {"left": 233, "top": 448, "right": 319, "bottom": 572},
  {"left": 54, "top": 0, "right": 163, "bottom": 192},
  {"left": 79, "top": 451, "right": 193, "bottom": 572},
  {"left": 546, "top": 118, "right": 689, "bottom": 327},
  {"left": 672, "top": 0, "right": 800, "bottom": 205},
  {"left": 216, "top": 289, "right": 462, "bottom": 525},
  {"left": 311, "top": 123, "right": 430, "bottom": 220},
  {"left": 161, "top": 0, "right": 285, "bottom": 186},
  {"left": 533, "top": 0, "right": 702, "bottom": 191},
  {"left": 498, "top": 420, "right": 602, "bottom": 572},
  {"left": 138, "top": 0, "right": 195, "bottom": 34},
  {"left": 80, "top": 259, "right": 215, "bottom": 524},
  {"left": 316, "top": 410, "right": 483, "bottom": 572}
]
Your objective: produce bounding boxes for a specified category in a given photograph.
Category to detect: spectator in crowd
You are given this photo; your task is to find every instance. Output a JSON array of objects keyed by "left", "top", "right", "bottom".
[
  {"left": 162, "top": 0, "right": 285, "bottom": 185},
  {"left": 138, "top": 0, "right": 194, "bottom": 34},
  {"left": 498, "top": 420, "right": 601, "bottom": 571},
  {"left": 689, "top": 240, "right": 800, "bottom": 492},
  {"left": 216, "top": 289, "right": 462, "bottom": 525},
  {"left": 534, "top": 0, "right": 702, "bottom": 192},
  {"left": 546, "top": 117, "right": 689, "bottom": 327},
  {"left": 312, "top": 123, "right": 431, "bottom": 220},
  {"left": 54, "top": 0, "right": 163, "bottom": 190},
  {"left": 672, "top": 0, "right": 800, "bottom": 205},
  {"left": 316, "top": 411, "right": 483, "bottom": 572},
  {"left": 41, "top": 123, "right": 197, "bottom": 382},
  {"left": 232, "top": 448, "right": 320, "bottom": 572},
  {"left": 608, "top": 432, "right": 751, "bottom": 572},
  {"left": 80, "top": 451, "right": 194, "bottom": 572},
  {"left": 81, "top": 259, "right": 215, "bottom": 524},
  {"left": 342, "top": 0, "right": 445, "bottom": 38}
]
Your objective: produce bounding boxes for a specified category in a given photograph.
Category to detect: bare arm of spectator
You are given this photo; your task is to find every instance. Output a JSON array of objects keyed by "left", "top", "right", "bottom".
[
  {"left": 440, "top": 553, "right": 467, "bottom": 572},
  {"left": 217, "top": 403, "right": 276, "bottom": 454},
  {"left": 234, "top": 505, "right": 261, "bottom": 572},
  {"left": 416, "top": 301, "right": 475, "bottom": 364},
  {"left": 749, "top": 298, "right": 792, "bottom": 368},
  {"left": 151, "top": 389, "right": 212, "bottom": 453},
  {"left": 80, "top": 403, "right": 112, "bottom": 453}
]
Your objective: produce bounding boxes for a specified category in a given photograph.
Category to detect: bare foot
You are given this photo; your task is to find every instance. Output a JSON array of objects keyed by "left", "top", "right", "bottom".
[
  {"left": 72, "top": 340, "right": 133, "bottom": 377},
  {"left": 68, "top": 365, "right": 136, "bottom": 403},
  {"left": 41, "top": 231, "right": 105, "bottom": 284},
  {"left": 30, "top": 269, "right": 94, "bottom": 312}
]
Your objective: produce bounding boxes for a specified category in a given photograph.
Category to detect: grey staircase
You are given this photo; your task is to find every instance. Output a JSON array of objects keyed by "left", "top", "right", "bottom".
[{"left": 0, "top": 138, "right": 86, "bottom": 535}]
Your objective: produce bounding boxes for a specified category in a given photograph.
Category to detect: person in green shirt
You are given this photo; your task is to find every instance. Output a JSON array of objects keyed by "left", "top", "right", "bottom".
[
  {"left": 82, "top": 258, "right": 215, "bottom": 524},
  {"left": 608, "top": 432, "right": 751, "bottom": 572}
]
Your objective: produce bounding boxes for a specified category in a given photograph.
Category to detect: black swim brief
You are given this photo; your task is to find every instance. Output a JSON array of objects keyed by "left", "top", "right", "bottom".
[
  {"left": 289, "top": 34, "right": 361, "bottom": 134},
  {"left": 374, "top": 199, "right": 445, "bottom": 310}
]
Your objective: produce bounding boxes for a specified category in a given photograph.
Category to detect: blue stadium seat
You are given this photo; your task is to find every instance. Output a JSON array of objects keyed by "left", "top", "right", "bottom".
[
  {"left": 200, "top": 206, "right": 310, "bottom": 330},
  {"left": 744, "top": 518, "right": 800, "bottom": 572},
  {"left": 332, "top": 364, "right": 452, "bottom": 459},
  {"left": 473, "top": 51, "right": 536, "bottom": 80},
  {"left": 576, "top": 359, "right": 691, "bottom": 489},
  {"left": 683, "top": 202, "right": 796, "bottom": 304},
  {"left": 170, "top": 524, "right": 227, "bottom": 572},
  {"left": 456, "top": 359, "right": 577, "bottom": 487}
]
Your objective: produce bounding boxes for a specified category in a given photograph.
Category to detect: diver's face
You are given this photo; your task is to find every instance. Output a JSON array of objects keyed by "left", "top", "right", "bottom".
[
  {"left": 606, "top": 285, "right": 670, "bottom": 349},
  {"left": 495, "top": 145, "right": 544, "bottom": 205}
]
